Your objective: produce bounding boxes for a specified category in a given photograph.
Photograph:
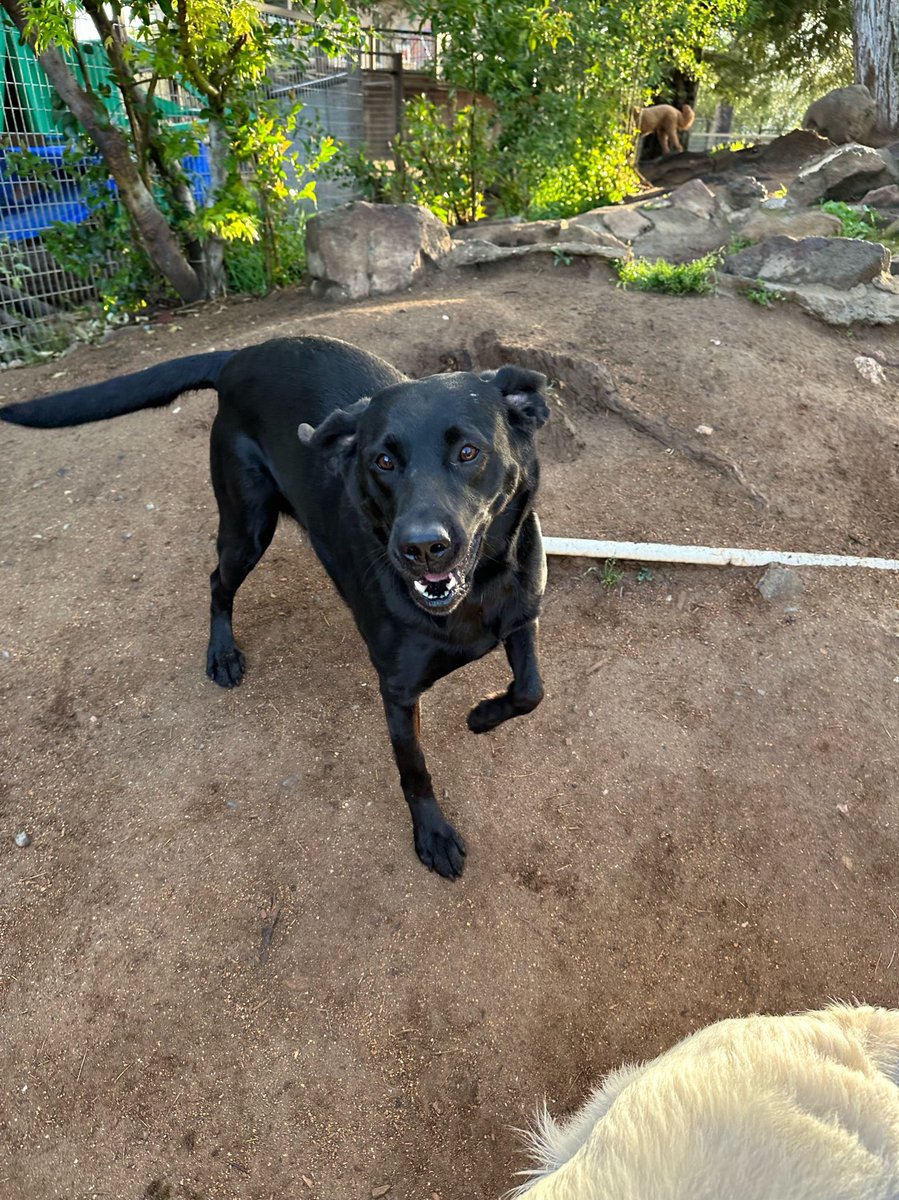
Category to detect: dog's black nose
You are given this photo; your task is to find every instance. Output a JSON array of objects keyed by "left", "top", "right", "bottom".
[{"left": 399, "top": 525, "right": 452, "bottom": 568}]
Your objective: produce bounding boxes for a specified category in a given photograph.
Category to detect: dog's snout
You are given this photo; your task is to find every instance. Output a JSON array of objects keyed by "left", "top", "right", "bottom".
[{"left": 398, "top": 524, "right": 453, "bottom": 568}]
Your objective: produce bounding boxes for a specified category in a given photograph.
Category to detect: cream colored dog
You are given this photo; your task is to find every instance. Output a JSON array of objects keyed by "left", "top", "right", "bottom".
[
  {"left": 635, "top": 102, "right": 695, "bottom": 154},
  {"left": 511, "top": 1004, "right": 899, "bottom": 1199}
]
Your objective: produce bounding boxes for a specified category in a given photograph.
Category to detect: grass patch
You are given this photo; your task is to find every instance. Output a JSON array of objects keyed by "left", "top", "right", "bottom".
[
  {"left": 818, "top": 199, "right": 899, "bottom": 255},
  {"left": 819, "top": 199, "right": 880, "bottom": 240},
  {"left": 615, "top": 252, "right": 718, "bottom": 296},
  {"left": 745, "top": 281, "right": 784, "bottom": 307},
  {"left": 600, "top": 558, "right": 625, "bottom": 589}
]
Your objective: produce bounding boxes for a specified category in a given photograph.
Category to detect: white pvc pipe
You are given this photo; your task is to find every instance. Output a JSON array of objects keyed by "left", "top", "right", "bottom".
[{"left": 543, "top": 536, "right": 899, "bottom": 572}]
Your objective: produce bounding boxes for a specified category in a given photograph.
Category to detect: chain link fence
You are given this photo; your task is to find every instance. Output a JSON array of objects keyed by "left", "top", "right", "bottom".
[{"left": 0, "top": 17, "right": 426, "bottom": 367}]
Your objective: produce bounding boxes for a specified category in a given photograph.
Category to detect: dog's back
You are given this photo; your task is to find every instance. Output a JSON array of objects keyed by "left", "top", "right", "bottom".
[{"left": 514, "top": 1005, "right": 899, "bottom": 1200}]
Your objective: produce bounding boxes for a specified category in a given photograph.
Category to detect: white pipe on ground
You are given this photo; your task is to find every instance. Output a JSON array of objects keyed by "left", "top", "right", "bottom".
[{"left": 542, "top": 537, "right": 899, "bottom": 572}]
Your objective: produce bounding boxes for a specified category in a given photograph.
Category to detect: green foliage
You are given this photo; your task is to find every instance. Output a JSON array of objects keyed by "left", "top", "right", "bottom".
[
  {"left": 708, "top": 0, "right": 852, "bottom": 103},
  {"left": 379, "top": 0, "right": 748, "bottom": 220},
  {"left": 395, "top": 98, "right": 490, "bottom": 225},
  {"left": 819, "top": 200, "right": 881, "bottom": 240},
  {"left": 224, "top": 217, "right": 307, "bottom": 294},
  {"left": 818, "top": 201, "right": 899, "bottom": 255},
  {"left": 723, "top": 233, "right": 754, "bottom": 254},
  {"left": 600, "top": 558, "right": 625, "bottom": 590},
  {"left": 17, "top": 0, "right": 357, "bottom": 303},
  {"left": 745, "top": 282, "right": 783, "bottom": 306},
  {"left": 528, "top": 131, "right": 639, "bottom": 219},
  {"left": 615, "top": 253, "right": 718, "bottom": 295},
  {"left": 316, "top": 142, "right": 405, "bottom": 204}
]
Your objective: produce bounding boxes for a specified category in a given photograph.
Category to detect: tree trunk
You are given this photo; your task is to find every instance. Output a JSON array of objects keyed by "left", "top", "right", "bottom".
[
  {"left": 713, "top": 102, "right": 733, "bottom": 135},
  {"left": 1, "top": 2, "right": 203, "bottom": 303},
  {"left": 853, "top": 0, "right": 899, "bottom": 133},
  {"left": 197, "top": 117, "right": 229, "bottom": 300}
]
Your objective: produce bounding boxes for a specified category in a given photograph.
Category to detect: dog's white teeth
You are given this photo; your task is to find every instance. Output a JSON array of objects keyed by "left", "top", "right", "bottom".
[{"left": 414, "top": 573, "right": 462, "bottom": 600}]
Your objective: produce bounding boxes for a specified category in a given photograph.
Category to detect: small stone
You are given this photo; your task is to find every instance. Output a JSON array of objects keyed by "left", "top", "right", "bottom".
[
  {"left": 695, "top": 424, "right": 714, "bottom": 436},
  {"left": 372, "top": 1187, "right": 391, "bottom": 1199},
  {"left": 757, "top": 565, "right": 804, "bottom": 602},
  {"left": 14, "top": 831, "right": 31, "bottom": 848},
  {"left": 854, "top": 355, "right": 886, "bottom": 385}
]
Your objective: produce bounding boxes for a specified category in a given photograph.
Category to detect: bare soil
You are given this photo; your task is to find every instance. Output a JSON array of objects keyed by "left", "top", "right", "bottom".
[{"left": 2, "top": 255, "right": 899, "bottom": 1200}]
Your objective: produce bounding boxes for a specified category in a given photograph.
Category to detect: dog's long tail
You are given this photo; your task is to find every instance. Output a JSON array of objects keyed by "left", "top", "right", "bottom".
[{"left": 0, "top": 349, "right": 235, "bottom": 429}]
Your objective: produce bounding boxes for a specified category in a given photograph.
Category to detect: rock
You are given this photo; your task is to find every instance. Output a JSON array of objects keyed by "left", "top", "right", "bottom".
[
  {"left": 802, "top": 84, "right": 877, "bottom": 146},
  {"left": 456, "top": 218, "right": 565, "bottom": 246},
  {"left": 859, "top": 184, "right": 899, "bottom": 209},
  {"left": 446, "top": 238, "right": 626, "bottom": 267},
  {"left": 630, "top": 206, "right": 733, "bottom": 262},
  {"left": 562, "top": 224, "right": 629, "bottom": 249},
  {"left": 756, "top": 129, "right": 831, "bottom": 172},
  {"left": 763, "top": 278, "right": 899, "bottom": 326},
  {"left": 574, "top": 205, "right": 653, "bottom": 242},
  {"left": 451, "top": 217, "right": 522, "bottom": 241},
  {"left": 789, "top": 143, "right": 898, "bottom": 206},
  {"left": 306, "top": 201, "right": 452, "bottom": 300},
  {"left": 14, "top": 831, "right": 31, "bottom": 848},
  {"left": 740, "top": 208, "right": 843, "bottom": 241},
  {"left": 723, "top": 235, "right": 890, "bottom": 289},
  {"left": 726, "top": 177, "right": 767, "bottom": 209},
  {"left": 667, "top": 178, "right": 717, "bottom": 219},
  {"left": 757, "top": 566, "right": 804, "bottom": 602},
  {"left": 854, "top": 355, "right": 887, "bottom": 384}
]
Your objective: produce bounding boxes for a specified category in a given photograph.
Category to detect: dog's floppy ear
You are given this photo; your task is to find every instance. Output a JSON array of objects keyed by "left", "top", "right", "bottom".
[
  {"left": 297, "top": 395, "right": 371, "bottom": 460},
  {"left": 482, "top": 365, "right": 550, "bottom": 433}
]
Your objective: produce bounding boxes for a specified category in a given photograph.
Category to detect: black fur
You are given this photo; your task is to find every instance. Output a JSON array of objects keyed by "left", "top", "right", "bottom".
[{"left": 1, "top": 335, "right": 550, "bottom": 878}]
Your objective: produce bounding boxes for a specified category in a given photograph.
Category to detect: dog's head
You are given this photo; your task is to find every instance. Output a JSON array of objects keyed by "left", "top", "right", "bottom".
[{"left": 298, "top": 366, "right": 549, "bottom": 614}]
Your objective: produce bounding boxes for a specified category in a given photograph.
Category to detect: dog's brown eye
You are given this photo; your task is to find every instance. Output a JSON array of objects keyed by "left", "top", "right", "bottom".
[
  {"left": 458, "top": 445, "right": 479, "bottom": 462},
  {"left": 375, "top": 453, "right": 395, "bottom": 471}
]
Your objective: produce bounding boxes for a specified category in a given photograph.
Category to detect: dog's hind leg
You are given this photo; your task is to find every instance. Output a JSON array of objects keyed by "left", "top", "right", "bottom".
[
  {"left": 381, "top": 692, "right": 467, "bottom": 879},
  {"left": 467, "top": 620, "right": 544, "bottom": 733},
  {"left": 207, "top": 430, "right": 280, "bottom": 688}
]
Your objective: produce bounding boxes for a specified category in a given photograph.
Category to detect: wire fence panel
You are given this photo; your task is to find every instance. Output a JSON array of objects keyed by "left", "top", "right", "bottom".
[{"left": 0, "top": 16, "right": 411, "bottom": 367}]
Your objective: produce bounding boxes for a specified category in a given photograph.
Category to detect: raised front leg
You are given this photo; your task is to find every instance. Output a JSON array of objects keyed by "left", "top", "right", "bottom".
[
  {"left": 467, "top": 619, "right": 544, "bottom": 734},
  {"left": 381, "top": 693, "right": 466, "bottom": 879}
]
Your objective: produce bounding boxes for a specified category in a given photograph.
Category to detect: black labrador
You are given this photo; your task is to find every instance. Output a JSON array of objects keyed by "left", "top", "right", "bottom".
[{"left": 1, "top": 335, "right": 550, "bottom": 878}]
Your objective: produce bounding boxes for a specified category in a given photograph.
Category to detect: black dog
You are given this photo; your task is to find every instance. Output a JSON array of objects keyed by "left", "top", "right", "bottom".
[{"left": 1, "top": 335, "right": 550, "bottom": 878}]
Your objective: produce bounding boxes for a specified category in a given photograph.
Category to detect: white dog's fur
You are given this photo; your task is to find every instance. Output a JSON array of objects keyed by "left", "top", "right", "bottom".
[{"left": 512, "top": 1005, "right": 899, "bottom": 1200}]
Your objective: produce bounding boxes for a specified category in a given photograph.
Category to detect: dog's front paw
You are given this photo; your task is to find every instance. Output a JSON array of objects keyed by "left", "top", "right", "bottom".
[
  {"left": 415, "top": 819, "right": 467, "bottom": 879},
  {"left": 206, "top": 643, "right": 246, "bottom": 688},
  {"left": 467, "top": 693, "right": 510, "bottom": 733}
]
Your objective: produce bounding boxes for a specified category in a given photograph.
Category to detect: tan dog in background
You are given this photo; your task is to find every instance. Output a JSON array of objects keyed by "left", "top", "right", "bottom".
[{"left": 635, "top": 102, "right": 695, "bottom": 154}]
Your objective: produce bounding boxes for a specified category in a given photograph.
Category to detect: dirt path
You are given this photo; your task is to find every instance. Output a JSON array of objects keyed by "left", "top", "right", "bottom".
[{"left": 2, "top": 257, "right": 899, "bottom": 1200}]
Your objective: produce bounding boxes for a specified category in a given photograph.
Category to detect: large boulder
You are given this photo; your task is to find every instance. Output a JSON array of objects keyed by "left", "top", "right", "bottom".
[
  {"left": 802, "top": 85, "right": 877, "bottom": 146},
  {"left": 740, "top": 207, "right": 843, "bottom": 240},
  {"left": 723, "top": 235, "right": 890, "bottom": 289},
  {"left": 628, "top": 205, "right": 731, "bottom": 263},
  {"left": 767, "top": 280, "right": 899, "bottom": 327},
  {"left": 305, "top": 201, "right": 452, "bottom": 300},
  {"left": 789, "top": 143, "right": 898, "bottom": 206},
  {"left": 570, "top": 204, "right": 652, "bottom": 241}
]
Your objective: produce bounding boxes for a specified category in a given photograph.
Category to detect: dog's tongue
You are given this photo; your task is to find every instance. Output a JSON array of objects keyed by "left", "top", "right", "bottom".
[{"left": 424, "top": 571, "right": 452, "bottom": 583}]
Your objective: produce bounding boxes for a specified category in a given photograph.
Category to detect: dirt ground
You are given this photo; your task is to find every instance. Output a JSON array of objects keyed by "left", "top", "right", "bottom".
[{"left": 2, "top": 255, "right": 899, "bottom": 1200}]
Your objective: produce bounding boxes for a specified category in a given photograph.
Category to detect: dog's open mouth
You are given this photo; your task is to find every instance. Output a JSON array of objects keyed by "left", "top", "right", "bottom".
[
  {"left": 404, "top": 533, "right": 482, "bottom": 614},
  {"left": 412, "top": 568, "right": 468, "bottom": 609}
]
